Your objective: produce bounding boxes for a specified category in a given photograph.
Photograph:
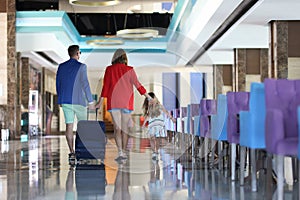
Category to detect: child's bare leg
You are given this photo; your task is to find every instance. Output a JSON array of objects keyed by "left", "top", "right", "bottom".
[
  {"left": 155, "top": 137, "right": 160, "bottom": 153},
  {"left": 150, "top": 136, "right": 156, "bottom": 153}
]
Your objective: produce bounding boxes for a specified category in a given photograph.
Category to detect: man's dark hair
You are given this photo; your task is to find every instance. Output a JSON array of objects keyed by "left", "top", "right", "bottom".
[{"left": 68, "top": 45, "right": 80, "bottom": 57}]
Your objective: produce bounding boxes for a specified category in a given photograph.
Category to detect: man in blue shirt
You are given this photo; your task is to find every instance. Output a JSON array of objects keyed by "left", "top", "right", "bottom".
[{"left": 56, "top": 45, "right": 95, "bottom": 162}]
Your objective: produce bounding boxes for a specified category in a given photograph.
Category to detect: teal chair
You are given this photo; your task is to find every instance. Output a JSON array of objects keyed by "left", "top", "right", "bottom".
[
  {"left": 211, "top": 94, "right": 228, "bottom": 169},
  {"left": 239, "top": 82, "right": 265, "bottom": 191}
]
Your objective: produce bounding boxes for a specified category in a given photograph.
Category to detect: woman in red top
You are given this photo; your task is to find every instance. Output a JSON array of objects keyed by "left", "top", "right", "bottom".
[{"left": 96, "top": 48, "right": 152, "bottom": 162}]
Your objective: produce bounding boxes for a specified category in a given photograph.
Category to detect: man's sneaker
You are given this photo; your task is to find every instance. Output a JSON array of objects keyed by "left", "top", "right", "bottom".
[
  {"left": 121, "top": 151, "right": 128, "bottom": 160},
  {"left": 115, "top": 151, "right": 127, "bottom": 162},
  {"left": 68, "top": 153, "right": 76, "bottom": 164},
  {"left": 152, "top": 152, "right": 159, "bottom": 161}
]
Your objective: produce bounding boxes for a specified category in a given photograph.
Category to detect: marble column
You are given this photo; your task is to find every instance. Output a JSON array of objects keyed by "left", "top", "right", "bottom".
[
  {"left": 260, "top": 49, "right": 269, "bottom": 82},
  {"left": 213, "top": 65, "right": 223, "bottom": 97},
  {"left": 234, "top": 49, "right": 247, "bottom": 92},
  {"left": 269, "top": 21, "right": 288, "bottom": 79},
  {"left": 21, "top": 57, "right": 30, "bottom": 109},
  {"left": 0, "top": 0, "right": 19, "bottom": 138},
  {"left": 235, "top": 48, "right": 269, "bottom": 90}
]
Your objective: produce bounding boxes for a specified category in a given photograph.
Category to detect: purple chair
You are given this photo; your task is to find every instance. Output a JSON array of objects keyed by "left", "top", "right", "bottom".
[
  {"left": 178, "top": 107, "right": 187, "bottom": 133},
  {"left": 189, "top": 104, "right": 201, "bottom": 135},
  {"left": 173, "top": 108, "right": 180, "bottom": 132},
  {"left": 200, "top": 99, "right": 217, "bottom": 138},
  {"left": 188, "top": 104, "right": 200, "bottom": 157},
  {"left": 226, "top": 91, "right": 250, "bottom": 180},
  {"left": 200, "top": 99, "right": 217, "bottom": 165},
  {"left": 171, "top": 108, "right": 180, "bottom": 145},
  {"left": 264, "top": 78, "right": 300, "bottom": 199}
]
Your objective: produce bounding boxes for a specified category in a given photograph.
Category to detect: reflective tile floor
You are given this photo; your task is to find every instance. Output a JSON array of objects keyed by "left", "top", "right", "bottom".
[{"left": 0, "top": 133, "right": 299, "bottom": 200}]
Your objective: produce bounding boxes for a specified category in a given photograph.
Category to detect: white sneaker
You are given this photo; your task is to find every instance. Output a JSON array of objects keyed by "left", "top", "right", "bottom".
[{"left": 152, "top": 152, "right": 159, "bottom": 161}]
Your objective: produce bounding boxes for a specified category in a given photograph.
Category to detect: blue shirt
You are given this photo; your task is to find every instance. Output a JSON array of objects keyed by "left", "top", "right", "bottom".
[{"left": 56, "top": 58, "right": 93, "bottom": 106}]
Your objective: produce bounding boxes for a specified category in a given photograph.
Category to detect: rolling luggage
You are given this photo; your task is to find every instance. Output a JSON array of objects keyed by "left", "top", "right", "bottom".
[
  {"left": 75, "top": 109, "right": 106, "bottom": 161},
  {"left": 75, "top": 163, "right": 106, "bottom": 198}
]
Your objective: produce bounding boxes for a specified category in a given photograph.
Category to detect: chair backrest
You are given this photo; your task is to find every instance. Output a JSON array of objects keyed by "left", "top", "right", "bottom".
[
  {"left": 200, "top": 99, "right": 217, "bottom": 137},
  {"left": 189, "top": 104, "right": 200, "bottom": 117},
  {"left": 249, "top": 82, "right": 265, "bottom": 118},
  {"left": 227, "top": 92, "right": 250, "bottom": 115},
  {"left": 239, "top": 82, "right": 265, "bottom": 148},
  {"left": 180, "top": 107, "right": 187, "bottom": 118},
  {"left": 173, "top": 109, "right": 180, "bottom": 118},
  {"left": 200, "top": 99, "right": 217, "bottom": 115},
  {"left": 211, "top": 94, "right": 228, "bottom": 141},
  {"left": 226, "top": 91, "right": 250, "bottom": 144},
  {"left": 264, "top": 78, "right": 300, "bottom": 138}
]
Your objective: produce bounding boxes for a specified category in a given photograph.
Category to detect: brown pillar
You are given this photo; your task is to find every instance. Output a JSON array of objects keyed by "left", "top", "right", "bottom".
[
  {"left": 269, "top": 21, "right": 288, "bottom": 79},
  {"left": 260, "top": 49, "right": 269, "bottom": 82},
  {"left": 214, "top": 64, "right": 233, "bottom": 96},
  {"left": 213, "top": 65, "right": 223, "bottom": 97},
  {"left": 234, "top": 48, "right": 269, "bottom": 91},
  {"left": 270, "top": 21, "right": 300, "bottom": 79},
  {"left": 0, "top": 0, "right": 19, "bottom": 138},
  {"left": 21, "top": 57, "right": 30, "bottom": 109},
  {"left": 234, "top": 49, "right": 247, "bottom": 91}
]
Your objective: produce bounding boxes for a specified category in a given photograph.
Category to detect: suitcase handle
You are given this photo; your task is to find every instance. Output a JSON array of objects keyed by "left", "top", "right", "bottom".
[{"left": 87, "top": 108, "right": 99, "bottom": 121}]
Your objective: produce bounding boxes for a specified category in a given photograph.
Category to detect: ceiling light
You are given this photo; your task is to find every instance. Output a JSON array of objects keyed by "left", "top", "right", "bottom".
[
  {"left": 69, "top": 0, "right": 121, "bottom": 7},
  {"left": 86, "top": 39, "right": 124, "bottom": 46},
  {"left": 116, "top": 28, "right": 159, "bottom": 40}
]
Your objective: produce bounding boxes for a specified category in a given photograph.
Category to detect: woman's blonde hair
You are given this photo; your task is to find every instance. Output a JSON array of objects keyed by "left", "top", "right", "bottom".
[{"left": 111, "top": 48, "right": 128, "bottom": 65}]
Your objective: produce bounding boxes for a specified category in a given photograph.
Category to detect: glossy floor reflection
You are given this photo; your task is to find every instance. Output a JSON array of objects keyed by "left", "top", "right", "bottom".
[{"left": 0, "top": 134, "right": 299, "bottom": 200}]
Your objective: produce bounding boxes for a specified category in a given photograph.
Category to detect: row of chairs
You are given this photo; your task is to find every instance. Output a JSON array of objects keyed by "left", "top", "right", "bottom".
[{"left": 165, "top": 78, "right": 300, "bottom": 199}]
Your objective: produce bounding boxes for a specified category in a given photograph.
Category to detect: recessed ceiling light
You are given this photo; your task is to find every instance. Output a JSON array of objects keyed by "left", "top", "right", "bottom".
[
  {"left": 86, "top": 39, "right": 124, "bottom": 46},
  {"left": 69, "top": 0, "right": 121, "bottom": 7},
  {"left": 116, "top": 28, "right": 159, "bottom": 40}
]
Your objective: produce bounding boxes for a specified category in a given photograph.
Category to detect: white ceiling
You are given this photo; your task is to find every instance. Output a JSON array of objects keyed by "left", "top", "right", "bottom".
[{"left": 16, "top": 0, "right": 300, "bottom": 71}]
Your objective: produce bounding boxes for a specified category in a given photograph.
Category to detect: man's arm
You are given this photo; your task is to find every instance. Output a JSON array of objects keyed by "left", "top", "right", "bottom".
[{"left": 80, "top": 64, "right": 94, "bottom": 108}]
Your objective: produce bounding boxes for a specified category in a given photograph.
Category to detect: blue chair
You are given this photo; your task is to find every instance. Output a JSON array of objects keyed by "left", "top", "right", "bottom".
[
  {"left": 211, "top": 94, "right": 228, "bottom": 169},
  {"left": 239, "top": 82, "right": 265, "bottom": 191}
]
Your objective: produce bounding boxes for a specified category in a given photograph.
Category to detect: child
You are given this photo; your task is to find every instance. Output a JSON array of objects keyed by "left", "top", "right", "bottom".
[{"left": 142, "top": 92, "right": 176, "bottom": 161}]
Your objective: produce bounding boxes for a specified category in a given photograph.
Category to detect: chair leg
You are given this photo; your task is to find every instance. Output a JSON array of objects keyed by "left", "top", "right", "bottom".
[
  {"left": 277, "top": 155, "right": 284, "bottom": 200},
  {"left": 292, "top": 157, "right": 298, "bottom": 182},
  {"left": 240, "top": 146, "right": 246, "bottom": 186},
  {"left": 231, "top": 143, "right": 236, "bottom": 181},
  {"left": 218, "top": 141, "right": 222, "bottom": 170},
  {"left": 191, "top": 135, "right": 195, "bottom": 158},
  {"left": 210, "top": 139, "right": 217, "bottom": 168},
  {"left": 251, "top": 149, "right": 257, "bottom": 192},
  {"left": 299, "top": 160, "right": 300, "bottom": 200},
  {"left": 204, "top": 138, "right": 209, "bottom": 166}
]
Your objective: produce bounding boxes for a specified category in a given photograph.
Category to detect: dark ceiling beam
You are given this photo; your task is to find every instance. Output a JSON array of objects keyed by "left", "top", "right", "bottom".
[{"left": 186, "top": 0, "right": 260, "bottom": 66}]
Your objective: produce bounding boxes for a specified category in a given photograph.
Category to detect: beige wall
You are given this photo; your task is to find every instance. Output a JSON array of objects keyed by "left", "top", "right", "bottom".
[
  {"left": 288, "top": 58, "right": 300, "bottom": 79},
  {"left": 0, "top": 13, "right": 7, "bottom": 105}
]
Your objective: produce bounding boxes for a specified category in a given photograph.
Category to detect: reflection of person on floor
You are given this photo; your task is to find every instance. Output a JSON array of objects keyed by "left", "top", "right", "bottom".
[
  {"left": 65, "top": 169, "right": 75, "bottom": 200},
  {"left": 45, "top": 138, "right": 52, "bottom": 166},
  {"left": 145, "top": 162, "right": 165, "bottom": 200},
  {"left": 45, "top": 105, "right": 53, "bottom": 135},
  {"left": 112, "top": 166, "right": 131, "bottom": 200}
]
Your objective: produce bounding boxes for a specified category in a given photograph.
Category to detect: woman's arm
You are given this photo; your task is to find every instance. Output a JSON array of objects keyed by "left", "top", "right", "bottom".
[
  {"left": 142, "top": 116, "right": 149, "bottom": 128},
  {"left": 95, "top": 97, "right": 104, "bottom": 109}
]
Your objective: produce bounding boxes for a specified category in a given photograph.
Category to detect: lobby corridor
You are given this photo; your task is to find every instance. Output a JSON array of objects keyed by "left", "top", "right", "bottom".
[{"left": 0, "top": 133, "right": 298, "bottom": 200}]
